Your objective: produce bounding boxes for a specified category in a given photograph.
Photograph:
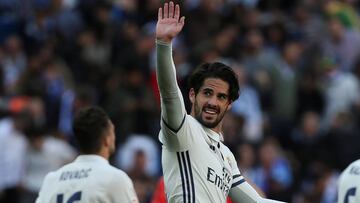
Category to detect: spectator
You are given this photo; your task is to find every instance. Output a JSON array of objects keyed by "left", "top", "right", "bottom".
[
  {"left": 255, "top": 138, "right": 293, "bottom": 201},
  {"left": 235, "top": 143, "right": 258, "bottom": 183},
  {"left": 20, "top": 127, "right": 76, "bottom": 203},
  {"left": 290, "top": 111, "right": 324, "bottom": 179},
  {"left": 319, "top": 56, "right": 360, "bottom": 129},
  {"left": 231, "top": 62, "right": 263, "bottom": 142},
  {"left": 116, "top": 134, "right": 160, "bottom": 178},
  {"left": 1, "top": 0, "right": 360, "bottom": 202},
  {"left": 0, "top": 111, "right": 29, "bottom": 203},
  {"left": 321, "top": 16, "right": 360, "bottom": 71},
  {"left": 104, "top": 68, "right": 159, "bottom": 140},
  {"left": 1, "top": 36, "right": 26, "bottom": 95}
]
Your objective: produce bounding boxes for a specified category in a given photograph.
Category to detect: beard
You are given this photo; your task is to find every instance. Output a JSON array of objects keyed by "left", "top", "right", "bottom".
[{"left": 194, "top": 100, "right": 227, "bottom": 129}]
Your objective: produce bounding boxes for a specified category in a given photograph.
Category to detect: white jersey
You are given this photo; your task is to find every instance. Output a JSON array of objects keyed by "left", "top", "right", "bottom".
[
  {"left": 35, "top": 155, "right": 138, "bottom": 203},
  {"left": 160, "top": 115, "right": 246, "bottom": 203},
  {"left": 338, "top": 159, "right": 360, "bottom": 203}
]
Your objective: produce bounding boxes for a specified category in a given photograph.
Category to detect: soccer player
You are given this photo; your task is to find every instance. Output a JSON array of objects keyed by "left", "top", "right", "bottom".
[
  {"left": 156, "top": 2, "right": 285, "bottom": 203},
  {"left": 35, "top": 106, "right": 138, "bottom": 203},
  {"left": 337, "top": 159, "right": 360, "bottom": 203}
]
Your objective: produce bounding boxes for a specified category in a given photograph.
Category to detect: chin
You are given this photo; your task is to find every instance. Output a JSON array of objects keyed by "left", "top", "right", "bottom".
[
  {"left": 201, "top": 120, "right": 218, "bottom": 128},
  {"left": 195, "top": 114, "right": 218, "bottom": 128}
]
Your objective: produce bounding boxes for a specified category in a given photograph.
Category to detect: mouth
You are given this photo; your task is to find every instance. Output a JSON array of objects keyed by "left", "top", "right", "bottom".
[{"left": 202, "top": 107, "right": 219, "bottom": 116}]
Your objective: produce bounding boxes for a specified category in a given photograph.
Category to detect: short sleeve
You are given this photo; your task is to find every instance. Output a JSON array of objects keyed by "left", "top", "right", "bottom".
[{"left": 159, "top": 115, "right": 199, "bottom": 151}]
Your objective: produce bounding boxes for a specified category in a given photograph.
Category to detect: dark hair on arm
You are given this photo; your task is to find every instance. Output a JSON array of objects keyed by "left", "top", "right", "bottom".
[
  {"left": 73, "top": 106, "right": 110, "bottom": 154},
  {"left": 188, "top": 62, "right": 240, "bottom": 102}
]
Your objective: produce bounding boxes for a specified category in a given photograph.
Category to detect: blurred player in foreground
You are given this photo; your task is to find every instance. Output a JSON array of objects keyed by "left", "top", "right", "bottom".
[
  {"left": 156, "top": 1, "right": 285, "bottom": 203},
  {"left": 337, "top": 159, "right": 360, "bottom": 203},
  {"left": 35, "top": 106, "right": 138, "bottom": 203}
]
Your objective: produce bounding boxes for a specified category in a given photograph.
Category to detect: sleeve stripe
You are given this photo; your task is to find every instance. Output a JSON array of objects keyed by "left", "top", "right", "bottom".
[
  {"left": 231, "top": 179, "right": 246, "bottom": 188},
  {"left": 162, "top": 114, "right": 186, "bottom": 133},
  {"left": 233, "top": 174, "right": 241, "bottom": 179}
]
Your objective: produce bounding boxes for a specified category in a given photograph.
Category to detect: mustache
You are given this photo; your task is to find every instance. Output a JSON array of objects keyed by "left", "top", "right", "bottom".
[{"left": 202, "top": 104, "right": 219, "bottom": 113}]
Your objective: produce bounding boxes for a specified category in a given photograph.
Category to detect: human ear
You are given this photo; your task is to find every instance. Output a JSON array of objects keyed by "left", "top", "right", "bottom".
[
  {"left": 226, "top": 102, "right": 232, "bottom": 111},
  {"left": 189, "top": 88, "right": 195, "bottom": 104}
]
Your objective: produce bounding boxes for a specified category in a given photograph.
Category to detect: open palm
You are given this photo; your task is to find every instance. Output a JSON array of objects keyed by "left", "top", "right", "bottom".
[{"left": 156, "top": 1, "right": 185, "bottom": 43}]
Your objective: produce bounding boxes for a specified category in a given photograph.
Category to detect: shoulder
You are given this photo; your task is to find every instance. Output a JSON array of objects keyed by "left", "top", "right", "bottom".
[
  {"left": 106, "top": 165, "right": 133, "bottom": 183},
  {"left": 106, "top": 167, "right": 135, "bottom": 191},
  {"left": 221, "top": 143, "right": 235, "bottom": 157},
  {"left": 42, "top": 170, "right": 61, "bottom": 187},
  {"left": 160, "top": 114, "right": 207, "bottom": 150},
  {"left": 163, "top": 114, "right": 201, "bottom": 133}
]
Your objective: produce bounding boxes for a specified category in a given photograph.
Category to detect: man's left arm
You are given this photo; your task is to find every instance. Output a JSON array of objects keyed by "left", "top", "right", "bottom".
[{"left": 229, "top": 178, "right": 287, "bottom": 203}]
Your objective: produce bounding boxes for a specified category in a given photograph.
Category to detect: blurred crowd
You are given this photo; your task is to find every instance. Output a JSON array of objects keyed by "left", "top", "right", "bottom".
[{"left": 0, "top": 0, "right": 360, "bottom": 202}]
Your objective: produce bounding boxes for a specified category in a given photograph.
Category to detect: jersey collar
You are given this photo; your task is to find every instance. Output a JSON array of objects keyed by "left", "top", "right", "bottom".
[
  {"left": 204, "top": 127, "right": 224, "bottom": 142},
  {"left": 75, "top": 155, "right": 109, "bottom": 164}
]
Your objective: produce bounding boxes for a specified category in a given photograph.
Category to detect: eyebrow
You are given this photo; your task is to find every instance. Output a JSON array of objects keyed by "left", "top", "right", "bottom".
[
  {"left": 202, "top": 88, "right": 213, "bottom": 92},
  {"left": 202, "top": 88, "right": 228, "bottom": 97},
  {"left": 218, "top": 93, "right": 228, "bottom": 97}
]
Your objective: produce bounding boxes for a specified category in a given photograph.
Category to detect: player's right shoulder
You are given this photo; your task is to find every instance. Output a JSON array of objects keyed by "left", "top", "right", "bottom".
[
  {"left": 105, "top": 164, "right": 130, "bottom": 179},
  {"left": 160, "top": 114, "right": 204, "bottom": 150},
  {"left": 105, "top": 166, "right": 134, "bottom": 186},
  {"left": 161, "top": 114, "right": 202, "bottom": 135}
]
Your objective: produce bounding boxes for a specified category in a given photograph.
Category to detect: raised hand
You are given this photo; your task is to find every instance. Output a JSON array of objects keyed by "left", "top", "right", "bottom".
[{"left": 156, "top": 1, "right": 185, "bottom": 43}]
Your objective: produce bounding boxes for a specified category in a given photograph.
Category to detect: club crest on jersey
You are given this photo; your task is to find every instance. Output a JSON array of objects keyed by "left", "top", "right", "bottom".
[{"left": 226, "top": 157, "right": 232, "bottom": 168}]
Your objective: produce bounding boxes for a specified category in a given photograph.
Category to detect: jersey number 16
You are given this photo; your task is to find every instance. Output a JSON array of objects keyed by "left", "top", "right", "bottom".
[
  {"left": 344, "top": 187, "right": 356, "bottom": 203},
  {"left": 57, "top": 191, "right": 82, "bottom": 203}
]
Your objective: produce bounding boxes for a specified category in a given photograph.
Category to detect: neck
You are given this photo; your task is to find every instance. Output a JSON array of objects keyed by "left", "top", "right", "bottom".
[
  {"left": 93, "top": 148, "right": 110, "bottom": 160},
  {"left": 211, "top": 121, "right": 223, "bottom": 133}
]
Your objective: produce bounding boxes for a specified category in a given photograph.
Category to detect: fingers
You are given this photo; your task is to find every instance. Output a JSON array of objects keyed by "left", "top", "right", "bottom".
[
  {"left": 160, "top": 1, "right": 182, "bottom": 21},
  {"left": 179, "top": 16, "right": 185, "bottom": 26},
  {"left": 158, "top": 7, "right": 162, "bottom": 20},
  {"left": 169, "top": 1, "right": 174, "bottom": 18},
  {"left": 164, "top": 2, "right": 168, "bottom": 18},
  {"left": 174, "top": 4, "right": 180, "bottom": 20}
]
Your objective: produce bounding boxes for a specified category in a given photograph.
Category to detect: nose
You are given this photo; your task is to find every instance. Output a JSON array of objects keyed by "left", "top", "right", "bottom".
[{"left": 207, "top": 95, "right": 218, "bottom": 106}]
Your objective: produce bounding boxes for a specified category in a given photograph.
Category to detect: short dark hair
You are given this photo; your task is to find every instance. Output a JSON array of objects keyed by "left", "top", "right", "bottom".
[
  {"left": 73, "top": 106, "right": 110, "bottom": 154},
  {"left": 188, "top": 62, "right": 240, "bottom": 102}
]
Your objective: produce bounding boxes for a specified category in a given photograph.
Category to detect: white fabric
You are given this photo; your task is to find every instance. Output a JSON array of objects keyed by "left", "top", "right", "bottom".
[
  {"left": 157, "top": 41, "right": 282, "bottom": 203},
  {"left": 0, "top": 118, "right": 27, "bottom": 191},
  {"left": 35, "top": 155, "right": 138, "bottom": 203},
  {"left": 157, "top": 42, "right": 247, "bottom": 202},
  {"left": 160, "top": 115, "right": 246, "bottom": 203},
  {"left": 22, "top": 136, "right": 76, "bottom": 192},
  {"left": 322, "top": 72, "right": 360, "bottom": 128},
  {"left": 337, "top": 159, "right": 360, "bottom": 203}
]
